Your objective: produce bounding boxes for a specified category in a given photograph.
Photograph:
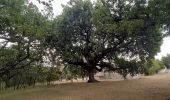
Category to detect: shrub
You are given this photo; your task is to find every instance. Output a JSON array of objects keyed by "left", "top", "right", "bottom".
[{"left": 144, "top": 59, "right": 164, "bottom": 75}]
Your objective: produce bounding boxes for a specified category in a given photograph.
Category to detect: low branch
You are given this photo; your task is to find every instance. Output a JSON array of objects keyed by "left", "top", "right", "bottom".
[
  {"left": 65, "top": 59, "right": 87, "bottom": 67},
  {"left": 0, "top": 41, "right": 8, "bottom": 49},
  {"left": 96, "top": 61, "right": 120, "bottom": 72},
  {"left": 0, "top": 45, "right": 30, "bottom": 77},
  {"left": 0, "top": 58, "right": 35, "bottom": 78},
  {"left": 93, "top": 36, "right": 134, "bottom": 65}
]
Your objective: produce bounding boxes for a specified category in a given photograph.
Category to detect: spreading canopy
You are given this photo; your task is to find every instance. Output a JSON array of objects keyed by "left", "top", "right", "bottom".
[{"left": 46, "top": 0, "right": 169, "bottom": 82}]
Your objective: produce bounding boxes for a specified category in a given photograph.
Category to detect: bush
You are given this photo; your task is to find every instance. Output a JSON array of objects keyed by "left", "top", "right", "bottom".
[
  {"left": 162, "top": 54, "right": 170, "bottom": 69},
  {"left": 144, "top": 59, "right": 164, "bottom": 75}
]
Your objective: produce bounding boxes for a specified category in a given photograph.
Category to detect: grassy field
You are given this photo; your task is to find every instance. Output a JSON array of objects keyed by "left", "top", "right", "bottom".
[{"left": 1, "top": 73, "right": 170, "bottom": 100}]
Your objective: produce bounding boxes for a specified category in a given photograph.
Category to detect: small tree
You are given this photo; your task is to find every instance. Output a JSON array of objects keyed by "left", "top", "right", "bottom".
[
  {"left": 162, "top": 54, "right": 170, "bottom": 69},
  {"left": 0, "top": 0, "right": 50, "bottom": 77}
]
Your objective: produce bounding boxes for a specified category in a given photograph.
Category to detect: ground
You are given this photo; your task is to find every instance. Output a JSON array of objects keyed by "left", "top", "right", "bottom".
[{"left": 1, "top": 73, "right": 170, "bottom": 100}]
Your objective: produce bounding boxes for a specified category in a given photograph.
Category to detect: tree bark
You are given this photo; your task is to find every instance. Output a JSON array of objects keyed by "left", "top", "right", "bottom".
[{"left": 87, "top": 70, "right": 99, "bottom": 83}]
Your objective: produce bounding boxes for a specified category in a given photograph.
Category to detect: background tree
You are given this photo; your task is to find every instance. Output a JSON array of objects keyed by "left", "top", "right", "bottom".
[
  {"left": 144, "top": 59, "right": 164, "bottom": 75},
  {"left": 46, "top": 0, "right": 168, "bottom": 82},
  {"left": 0, "top": 0, "right": 53, "bottom": 75},
  {"left": 162, "top": 54, "right": 170, "bottom": 69},
  {"left": 0, "top": 0, "right": 55, "bottom": 89}
]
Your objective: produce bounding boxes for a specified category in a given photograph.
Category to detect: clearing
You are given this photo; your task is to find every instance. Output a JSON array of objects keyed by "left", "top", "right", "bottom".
[{"left": 1, "top": 73, "right": 170, "bottom": 100}]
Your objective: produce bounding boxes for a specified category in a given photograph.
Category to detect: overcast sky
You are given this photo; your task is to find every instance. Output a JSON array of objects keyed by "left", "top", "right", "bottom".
[
  {"left": 31, "top": 0, "right": 170, "bottom": 59},
  {"left": 155, "top": 37, "right": 170, "bottom": 59}
]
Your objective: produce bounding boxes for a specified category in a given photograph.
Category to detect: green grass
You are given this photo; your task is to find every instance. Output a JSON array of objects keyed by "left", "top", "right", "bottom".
[{"left": 1, "top": 73, "right": 170, "bottom": 100}]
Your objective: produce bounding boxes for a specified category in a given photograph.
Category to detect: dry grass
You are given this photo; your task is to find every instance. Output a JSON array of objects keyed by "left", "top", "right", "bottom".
[{"left": 1, "top": 73, "right": 170, "bottom": 100}]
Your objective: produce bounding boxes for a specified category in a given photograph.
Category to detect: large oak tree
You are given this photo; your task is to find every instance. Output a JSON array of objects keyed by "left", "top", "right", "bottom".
[{"left": 47, "top": 0, "right": 170, "bottom": 82}]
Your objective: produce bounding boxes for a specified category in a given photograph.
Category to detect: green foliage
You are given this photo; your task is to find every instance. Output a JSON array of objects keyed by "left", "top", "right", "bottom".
[
  {"left": 0, "top": 66, "right": 62, "bottom": 90},
  {"left": 148, "top": 0, "right": 170, "bottom": 36},
  {"left": 46, "top": 67, "right": 61, "bottom": 84},
  {"left": 0, "top": 0, "right": 50, "bottom": 76},
  {"left": 0, "top": 0, "right": 57, "bottom": 89},
  {"left": 144, "top": 59, "right": 164, "bottom": 75},
  {"left": 0, "top": 0, "right": 170, "bottom": 84},
  {"left": 47, "top": 0, "right": 167, "bottom": 82},
  {"left": 161, "top": 54, "right": 170, "bottom": 69},
  {"left": 115, "top": 58, "right": 143, "bottom": 78},
  {"left": 63, "top": 65, "right": 87, "bottom": 80}
]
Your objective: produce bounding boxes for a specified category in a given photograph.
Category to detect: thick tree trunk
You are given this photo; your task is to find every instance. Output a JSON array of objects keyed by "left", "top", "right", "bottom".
[{"left": 87, "top": 70, "right": 99, "bottom": 83}]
